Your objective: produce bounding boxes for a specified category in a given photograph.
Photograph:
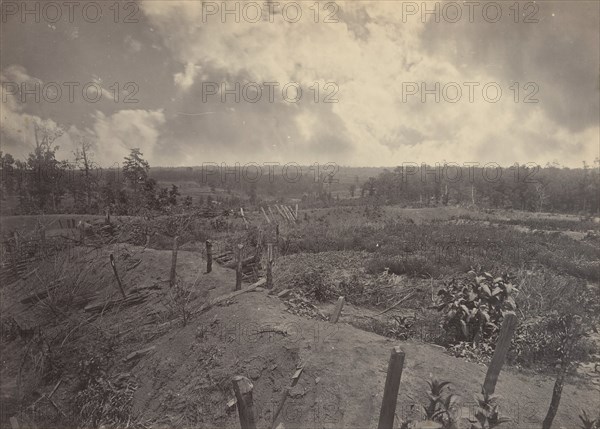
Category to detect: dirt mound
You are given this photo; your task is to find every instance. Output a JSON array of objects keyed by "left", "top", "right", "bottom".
[{"left": 2, "top": 244, "right": 598, "bottom": 428}]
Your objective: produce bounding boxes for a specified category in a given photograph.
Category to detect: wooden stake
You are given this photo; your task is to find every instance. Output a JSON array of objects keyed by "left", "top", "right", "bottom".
[
  {"left": 261, "top": 206, "right": 271, "bottom": 224},
  {"left": 232, "top": 375, "right": 257, "bottom": 429},
  {"left": 275, "top": 205, "right": 287, "bottom": 221},
  {"left": 206, "top": 240, "right": 213, "bottom": 273},
  {"left": 240, "top": 207, "right": 249, "bottom": 229},
  {"left": 330, "top": 296, "right": 345, "bottom": 323},
  {"left": 105, "top": 208, "right": 111, "bottom": 224},
  {"left": 170, "top": 236, "right": 179, "bottom": 287},
  {"left": 295, "top": 204, "right": 298, "bottom": 219},
  {"left": 236, "top": 244, "right": 244, "bottom": 291},
  {"left": 268, "top": 206, "right": 275, "bottom": 220},
  {"left": 483, "top": 312, "right": 517, "bottom": 395},
  {"left": 40, "top": 227, "right": 46, "bottom": 256},
  {"left": 378, "top": 346, "right": 405, "bottom": 429},
  {"left": 266, "top": 243, "right": 274, "bottom": 289},
  {"left": 109, "top": 254, "right": 127, "bottom": 299},
  {"left": 284, "top": 205, "right": 295, "bottom": 222},
  {"left": 288, "top": 205, "right": 296, "bottom": 221},
  {"left": 286, "top": 205, "right": 295, "bottom": 221}
]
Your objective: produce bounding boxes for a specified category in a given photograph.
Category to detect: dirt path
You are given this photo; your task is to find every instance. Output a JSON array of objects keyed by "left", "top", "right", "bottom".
[
  {"left": 127, "top": 267, "right": 598, "bottom": 429},
  {"left": 2, "top": 245, "right": 597, "bottom": 428}
]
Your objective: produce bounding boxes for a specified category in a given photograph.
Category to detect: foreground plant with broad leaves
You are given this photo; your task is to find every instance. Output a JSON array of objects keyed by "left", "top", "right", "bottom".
[
  {"left": 435, "top": 270, "right": 517, "bottom": 346},
  {"left": 468, "top": 388, "right": 510, "bottom": 429},
  {"left": 400, "top": 380, "right": 511, "bottom": 429}
]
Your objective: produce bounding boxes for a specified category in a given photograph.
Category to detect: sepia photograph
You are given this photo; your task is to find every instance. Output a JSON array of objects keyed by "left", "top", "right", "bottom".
[{"left": 0, "top": 1, "right": 599, "bottom": 428}]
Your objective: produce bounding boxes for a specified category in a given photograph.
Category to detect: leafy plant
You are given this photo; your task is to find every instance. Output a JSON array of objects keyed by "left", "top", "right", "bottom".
[
  {"left": 436, "top": 270, "right": 517, "bottom": 345},
  {"left": 469, "top": 388, "right": 510, "bottom": 429},
  {"left": 401, "top": 379, "right": 458, "bottom": 429},
  {"left": 164, "top": 279, "right": 194, "bottom": 326},
  {"left": 579, "top": 409, "right": 600, "bottom": 429}
]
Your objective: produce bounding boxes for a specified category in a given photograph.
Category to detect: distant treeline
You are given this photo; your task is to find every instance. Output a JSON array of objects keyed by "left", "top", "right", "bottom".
[
  {"left": 361, "top": 163, "right": 599, "bottom": 214},
  {"left": 149, "top": 162, "right": 599, "bottom": 214},
  {"left": 1, "top": 140, "right": 598, "bottom": 215}
]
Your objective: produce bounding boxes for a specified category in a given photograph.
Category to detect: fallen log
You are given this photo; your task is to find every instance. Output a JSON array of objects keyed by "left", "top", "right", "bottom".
[
  {"left": 194, "top": 278, "right": 266, "bottom": 315},
  {"left": 84, "top": 293, "right": 148, "bottom": 313},
  {"left": 223, "top": 255, "right": 256, "bottom": 269}
]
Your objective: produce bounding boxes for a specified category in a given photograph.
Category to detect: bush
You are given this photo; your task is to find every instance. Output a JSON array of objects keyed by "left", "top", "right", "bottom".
[
  {"left": 435, "top": 270, "right": 517, "bottom": 346},
  {"left": 509, "top": 313, "right": 597, "bottom": 368}
]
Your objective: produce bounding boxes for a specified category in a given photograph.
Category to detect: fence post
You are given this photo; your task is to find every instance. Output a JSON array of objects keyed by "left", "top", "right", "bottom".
[
  {"left": 235, "top": 243, "right": 244, "bottom": 291},
  {"left": 240, "top": 207, "right": 249, "bottom": 229},
  {"left": 330, "top": 296, "right": 345, "bottom": 323},
  {"left": 377, "top": 346, "right": 405, "bottom": 429},
  {"left": 40, "top": 227, "right": 46, "bottom": 256},
  {"left": 105, "top": 208, "right": 111, "bottom": 225},
  {"left": 170, "top": 236, "right": 179, "bottom": 287},
  {"left": 109, "top": 254, "right": 127, "bottom": 299},
  {"left": 266, "top": 243, "right": 274, "bottom": 289},
  {"left": 232, "top": 375, "right": 257, "bottom": 429},
  {"left": 483, "top": 312, "right": 517, "bottom": 395},
  {"left": 206, "top": 240, "right": 213, "bottom": 273}
]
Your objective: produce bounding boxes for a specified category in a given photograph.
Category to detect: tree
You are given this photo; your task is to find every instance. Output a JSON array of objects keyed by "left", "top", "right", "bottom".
[
  {"left": 123, "top": 148, "right": 150, "bottom": 191},
  {"left": 349, "top": 183, "right": 356, "bottom": 198},
  {"left": 0, "top": 152, "right": 16, "bottom": 198},
  {"left": 542, "top": 315, "right": 585, "bottom": 429},
  {"left": 73, "top": 134, "right": 97, "bottom": 209},
  {"left": 26, "top": 123, "right": 65, "bottom": 212},
  {"left": 168, "top": 184, "right": 179, "bottom": 206}
]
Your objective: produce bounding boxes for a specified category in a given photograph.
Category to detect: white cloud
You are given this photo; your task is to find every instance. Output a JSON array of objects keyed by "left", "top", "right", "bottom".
[
  {"left": 138, "top": 2, "right": 598, "bottom": 166},
  {"left": 174, "top": 63, "right": 200, "bottom": 91},
  {"left": 0, "top": 65, "right": 72, "bottom": 158},
  {"left": 90, "top": 109, "right": 166, "bottom": 166}
]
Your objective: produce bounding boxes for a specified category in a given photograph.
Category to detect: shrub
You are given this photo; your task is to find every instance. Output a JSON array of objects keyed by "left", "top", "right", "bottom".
[
  {"left": 435, "top": 270, "right": 517, "bottom": 346},
  {"left": 469, "top": 388, "right": 510, "bottom": 429}
]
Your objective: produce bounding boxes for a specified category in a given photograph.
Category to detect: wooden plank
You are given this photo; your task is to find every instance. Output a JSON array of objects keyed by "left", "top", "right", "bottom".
[
  {"left": 483, "top": 312, "right": 517, "bottom": 395},
  {"left": 377, "top": 346, "right": 405, "bottom": 429},
  {"left": 261, "top": 207, "right": 271, "bottom": 224},
  {"left": 85, "top": 294, "right": 147, "bottom": 313},
  {"left": 275, "top": 205, "right": 287, "bottom": 221},
  {"left": 195, "top": 278, "right": 265, "bottom": 315},
  {"left": 123, "top": 346, "right": 156, "bottom": 362}
]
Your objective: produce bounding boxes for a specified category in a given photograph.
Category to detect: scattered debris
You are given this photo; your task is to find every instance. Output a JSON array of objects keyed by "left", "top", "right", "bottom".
[{"left": 124, "top": 346, "right": 156, "bottom": 362}]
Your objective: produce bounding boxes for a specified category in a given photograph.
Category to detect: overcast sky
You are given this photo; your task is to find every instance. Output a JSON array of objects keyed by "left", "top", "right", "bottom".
[{"left": 1, "top": 1, "right": 598, "bottom": 167}]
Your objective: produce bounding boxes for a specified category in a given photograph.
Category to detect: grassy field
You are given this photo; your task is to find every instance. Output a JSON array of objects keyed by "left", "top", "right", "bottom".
[{"left": 1, "top": 204, "right": 599, "bottom": 428}]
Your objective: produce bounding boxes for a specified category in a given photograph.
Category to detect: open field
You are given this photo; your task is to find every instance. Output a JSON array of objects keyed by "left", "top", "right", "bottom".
[{"left": 1, "top": 204, "right": 599, "bottom": 429}]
